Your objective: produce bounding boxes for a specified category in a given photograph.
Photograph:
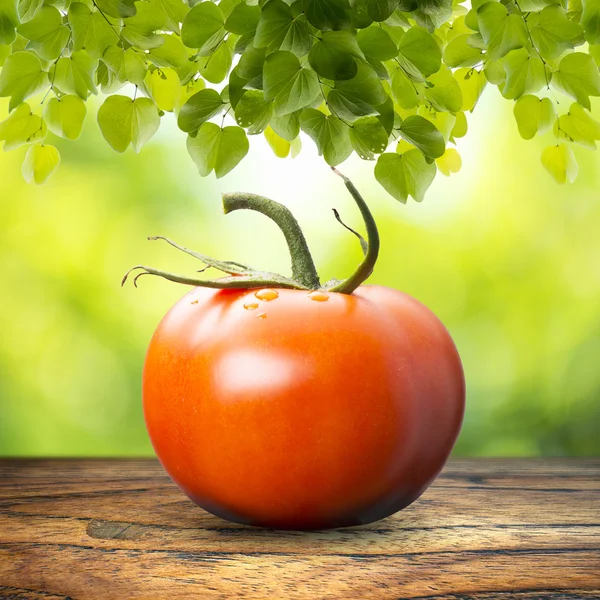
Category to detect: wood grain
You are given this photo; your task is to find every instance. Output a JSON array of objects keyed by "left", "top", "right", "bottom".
[{"left": 0, "top": 459, "right": 598, "bottom": 599}]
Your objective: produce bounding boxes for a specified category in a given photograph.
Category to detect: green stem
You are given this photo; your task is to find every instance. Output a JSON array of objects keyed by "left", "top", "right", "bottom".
[
  {"left": 327, "top": 168, "right": 380, "bottom": 294},
  {"left": 122, "top": 265, "right": 309, "bottom": 290},
  {"left": 332, "top": 208, "right": 368, "bottom": 256},
  {"left": 222, "top": 192, "right": 321, "bottom": 290},
  {"left": 148, "top": 236, "right": 253, "bottom": 274},
  {"left": 123, "top": 174, "right": 380, "bottom": 295}
]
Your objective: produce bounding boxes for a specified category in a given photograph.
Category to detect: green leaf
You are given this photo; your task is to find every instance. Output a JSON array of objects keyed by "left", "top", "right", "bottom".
[
  {"left": 0, "top": 102, "right": 46, "bottom": 150},
  {"left": 95, "top": 0, "right": 136, "bottom": 19},
  {"left": 327, "top": 61, "right": 386, "bottom": 121},
  {"left": 122, "top": 2, "right": 166, "bottom": 50},
  {"left": 591, "top": 45, "right": 600, "bottom": 67},
  {"left": 131, "top": 97, "right": 160, "bottom": 152},
  {"left": 18, "top": 0, "right": 43, "bottom": 23},
  {"left": 555, "top": 102, "right": 600, "bottom": 148},
  {"left": 97, "top": 95, "right": 160, "bottom": 153},
  {"left": 391, "top": 66, "right": 418, "bottom": 109},
  {"left": 198, "top": 35, "right": 233, "bottom": 83},
  {"left": 154, "top": 0, "right": 189, "bottom": 34},
  {"left": 97, "top": 95, "right": 133, "bottom": 152},
  {"left": 226, "top": 67, "right": 246, "bottom": 109},
  {"left": 186, "top": 121, "right": 219, "bottom": 175},
  {"left": 225, "top": 2, "right": 259, "bottom": 35},
  {"left": 0, "top": 0, "right": 19, "bottom": 45},
  {"left": 541, "top": 143, "right": 578, "bottom": 183},
  {"left": 186, "top": 122, "right": 249, "bottom": 177},
  {"left": 234, "top": 89, "right": 273, "bottom": 134},
  {"left": 398, "top": 114, "right": 445, "bottom": 158},
  {"left": 271, "top": 111, "right": 300, "bottom": 140},
  {"left": 0, "top": 51, "right": 47, "bottom": 110},
  {"left": 218, "top": 0, "right": 240, "bottom": 19},
  {"left": 424, "top": 65, "right": 462, "bottom": 113},
  {"left": 582, "top": 0, "right": 600, "bottom": 44},
  {"left": 148, "top": 34, "right": 190, "bottom": 69},
  {"left": 455, "top": 67, "right": 486, "bottom": 111},
  {"left": 451, "top": 110, "right": 467, "bottom": 137},
  {"left": 365, "top": 0, "right": 398, "bottom": 22},
  {"left": 177, "top": 76, "right": 205, "bottom": 108},
  {"left": 349, "top": 115, "right": 388, "bottom": 159},
  {"left": 513, "top": 94, "right": 555, "bottom": 139},
  {"left": 96, "top": 61, "right": 125, "bottom": 94},
  {"left": 264, "top": 125, "right": 291, "bottom": 157},
  {"left": 414, "top": 0, "right": 452, "bottom": 25},
  {"left": 181, "top": 1, "right": 224, "bottom": 53},
  {"left": 102, "top": 46, "right": 147, "bottom": 86},
  {"left": 419, "top": 107, "right": 455, "bottom": 140},
  {"left": 263, "top": 50, "right": 321, "bottom": 115},
  {"left": 308, "top": 30, "right": 364, "bottom": 80},
  {"left": 300, "top": 108, "right": 352, "bottom": 165},
  {"left": 501, "top": 49, "right": 549, "bottom": 100},
  {"left": 374, "top": 149, "right": 436, "bottom": 202},
  {"left": 477, "top": 2, "right": 528, "bottom": 61},
  {"left": 44, "top": 95, "right": 87, "bottom": 140},
  {"left": 51, "top": 51, "right": 99, "bottom": 99},
  {"left": 254, "top": 0, "right": 310, "bottom": 56},
  {"left": 177, "top": 88, "right": 224, "bottom": 132},
  {"left": 553, "top": 52, "right": 600, "bottom": 110},
  {"left": 436, "top": 147, "right": 461, "bottom": 176},
  {"left": 17, "top": 5, "right": 70, "bottom": 60},
  {"left": 304, "top": 0, "right": 351, "bottom": 31},
  {"left": 237, "top": 42, "right": 265, "bottom": 81},
  {"left": 0, "top": 43, "right": 9, "bottom": 65},
  {"left": 443, "top": 34, "right": 484, "bottom": 68},
  {"left": 22, "top": 143, "right": 60, "bottom": 184},
  {"left": 68, "top": 3, "right": 116, "bottom": 59},
  {"left": 529, "top": 5, "right": 583, "bottom": 60},
  {"left": 483, "top": 58, "right": 505, "bottom": 85},
  {"left": 375, "top": 94, "right": 395, "bottom": 134},
  {"left": 396, "top": 26, "right": 441, "bottom": 80},
  {"left": 145, "top": 67, "right": 181, "bottom": 111},
  {"left": 356, "top": 25, "right": 398, "bottom": 61}
]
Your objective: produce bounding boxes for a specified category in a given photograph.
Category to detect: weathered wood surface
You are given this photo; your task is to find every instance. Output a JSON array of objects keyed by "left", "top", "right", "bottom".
[{"left": 0, "top": 458, "right": 598, "bottom": 599}]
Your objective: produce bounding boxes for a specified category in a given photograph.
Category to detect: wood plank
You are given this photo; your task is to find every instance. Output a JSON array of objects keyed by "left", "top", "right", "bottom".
[{"left": 0, "top": 459, "right": 598, "bottom": 599}]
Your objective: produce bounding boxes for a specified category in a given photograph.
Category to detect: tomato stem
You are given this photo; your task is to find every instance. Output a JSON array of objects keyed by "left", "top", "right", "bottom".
[
  {"left": 222, "top": 193, "right": 321, "bottom": 290},
  {"left": 122, "top": 172, "right": 379, "bottom": 294},
  {"left": 326, "top": 168, "right": 380, "bottom": 295},
  {"left": 121, "top": 265, "right": 309, "bottom": 290}
]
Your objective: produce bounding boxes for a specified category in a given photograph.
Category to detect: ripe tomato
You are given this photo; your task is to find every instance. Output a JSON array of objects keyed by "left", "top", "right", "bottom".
[{"left": 143, "top": 283, "right": 465, "bottom": 530}]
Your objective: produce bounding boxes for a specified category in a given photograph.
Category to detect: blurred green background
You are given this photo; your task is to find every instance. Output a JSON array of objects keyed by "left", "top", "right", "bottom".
[{"left": 1, "top": 86, "right": 599, "bottom": 457}]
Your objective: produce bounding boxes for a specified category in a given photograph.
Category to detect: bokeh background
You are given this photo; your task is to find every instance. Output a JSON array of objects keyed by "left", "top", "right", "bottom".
[{"left": 1, "top": 85, "right": 599, "bottom": 457}]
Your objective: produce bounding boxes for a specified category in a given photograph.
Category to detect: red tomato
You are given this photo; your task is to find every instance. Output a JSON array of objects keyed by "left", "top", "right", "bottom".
[{"left": 143, "top": 284, "right": 465, "bottom": 530}]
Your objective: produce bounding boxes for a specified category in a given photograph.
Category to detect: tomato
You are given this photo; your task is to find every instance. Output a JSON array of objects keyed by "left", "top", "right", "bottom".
[{"left": 143, "top": 283, "right": 465, "bottom": 530}]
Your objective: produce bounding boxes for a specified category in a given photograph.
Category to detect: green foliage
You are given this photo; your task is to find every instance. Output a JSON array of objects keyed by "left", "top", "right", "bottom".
[
  {"left": 1, "top": 0, "right": 600, "bottom": 198},
  {"left": 186, "top": 122, "right": 248, "bottom": 177},
  {"left": 21, "top": 141, "right": 59, "bottom": 183}
]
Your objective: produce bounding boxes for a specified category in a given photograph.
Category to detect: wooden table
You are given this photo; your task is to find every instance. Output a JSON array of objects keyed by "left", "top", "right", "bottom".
[{"left": 0, "top": 459, "right": 598, "bottom": 599}]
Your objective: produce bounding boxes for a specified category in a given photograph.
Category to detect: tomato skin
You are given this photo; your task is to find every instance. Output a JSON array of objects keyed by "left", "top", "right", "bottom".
[{"left": 143, "top": 285, "right": 465, "bottom": 530}]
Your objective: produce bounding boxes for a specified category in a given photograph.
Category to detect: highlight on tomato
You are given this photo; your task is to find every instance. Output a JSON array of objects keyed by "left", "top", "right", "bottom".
[{"left": 123, "top": 169, "right": 465, "bottom": 530}]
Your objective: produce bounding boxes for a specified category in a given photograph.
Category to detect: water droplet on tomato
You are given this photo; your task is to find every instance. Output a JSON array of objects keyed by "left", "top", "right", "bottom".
[
  {"left": 256, "top": 312, "right": 267, "bottom": 319},
  {"left": 308, "top": 291, "right": 329, "bottom": 302},
  {"left": 255, "top": 289, "right": 279, "bottom": 301},
  {"left": 244, "top": 302, "right": 259, "bottom": 310}
]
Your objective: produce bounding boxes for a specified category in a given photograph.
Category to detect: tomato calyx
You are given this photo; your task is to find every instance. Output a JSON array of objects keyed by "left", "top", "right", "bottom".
[{"left": 122, "top": 169, "right": 380, "bottom": 295}]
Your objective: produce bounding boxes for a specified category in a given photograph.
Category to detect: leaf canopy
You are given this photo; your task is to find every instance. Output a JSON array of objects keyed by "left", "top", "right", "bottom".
[{"left": 0, "top": 0, "right": 598, "bottom": 194}]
